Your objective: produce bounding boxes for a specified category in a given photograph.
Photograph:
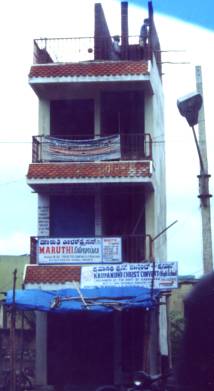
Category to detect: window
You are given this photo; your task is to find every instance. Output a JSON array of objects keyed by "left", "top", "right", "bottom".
[
  {"left": 50, "top": 195, "right": 95, "bottom": 236},
  {"left": 50, "top": 99, "right": 94, "bottom": 139}
]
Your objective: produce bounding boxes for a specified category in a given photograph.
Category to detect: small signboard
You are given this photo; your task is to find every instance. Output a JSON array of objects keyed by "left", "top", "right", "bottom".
[
  {"left": 81, "top": 262, "right": 178, "bottom": 290},
  {"left": 37, "top": 237, "right": 122, "bottom": 264},
  {"left": 102, "top": 237, "right": 122, "bottom": 263}
]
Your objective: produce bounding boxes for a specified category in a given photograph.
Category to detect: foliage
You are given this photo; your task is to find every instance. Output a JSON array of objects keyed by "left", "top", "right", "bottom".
[{"left": 169, "top": 311, "right": 185, "bottom": 366}]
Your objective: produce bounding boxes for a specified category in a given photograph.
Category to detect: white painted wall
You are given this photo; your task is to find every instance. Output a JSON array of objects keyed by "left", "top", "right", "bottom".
[
  {"left": 38, "top": 195, "right": 50, "bottom": 237},
  {"left": 38, "top": 99, "right": 50, "bottom": 136},
  {"left": 36, "top": 196, "right": 50, "bottom": 385},
  {"left": 145, "top": 55, "right": 167, "bottom": 261},
  {"left": 145, "top": 57, "right": 168, "bottom": 360}
]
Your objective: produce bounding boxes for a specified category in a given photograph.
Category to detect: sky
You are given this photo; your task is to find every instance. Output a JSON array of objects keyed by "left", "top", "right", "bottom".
[
  {"left": 129, "top": 0, "right": 214, "bottom": 30},
  {"left": 0, "top": 0, "right": 213, "bottom": 278}
]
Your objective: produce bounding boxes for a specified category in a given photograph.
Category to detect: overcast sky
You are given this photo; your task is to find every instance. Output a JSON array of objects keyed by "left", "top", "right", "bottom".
[{"left": 0, "top": 0, "right": 213, "bottom": 277}]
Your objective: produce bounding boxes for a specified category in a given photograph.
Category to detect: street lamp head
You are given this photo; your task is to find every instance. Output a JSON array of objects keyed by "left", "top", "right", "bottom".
[{"left": 177, "top": 92, "right": 203, "bottom": 127}]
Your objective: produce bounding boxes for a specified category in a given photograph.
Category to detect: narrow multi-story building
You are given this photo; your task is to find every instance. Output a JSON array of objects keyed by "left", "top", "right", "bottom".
[{"left": 21, "top": 1, "right": 167, "bottom": 389}]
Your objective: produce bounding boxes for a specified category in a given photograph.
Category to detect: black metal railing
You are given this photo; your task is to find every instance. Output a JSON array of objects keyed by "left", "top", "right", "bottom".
[
  {"left": 32, "top": 133, "right": 152, "bottom": 163},
  {"left": 33, "top": 35, "right": 150, "bottom": 64},
  {"left": 30, "top": 235, "right": 153, "bottom": 264},
  {"left": 33, "top": 37, "right": 94, "bottom": 64},
  {"left": 32, "top": 3, "right": 162, "bottom": 77}
]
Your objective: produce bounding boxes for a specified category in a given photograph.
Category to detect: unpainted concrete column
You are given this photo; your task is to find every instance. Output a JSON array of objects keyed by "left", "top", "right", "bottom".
[
  {"left": 94, "top": 91, "right": 101, "bottom": 137},
  {"left": 35, "top": 311, "right": 47, "bottom": 385},
  {"left": 95, "top": 192, "right": 102, "bottom": 236},
  {"left": 113, "top": 311, "right": 123, "bottom": 385},
  {"left": 121, "top": 2, "right": 128, "bottom": 59}
]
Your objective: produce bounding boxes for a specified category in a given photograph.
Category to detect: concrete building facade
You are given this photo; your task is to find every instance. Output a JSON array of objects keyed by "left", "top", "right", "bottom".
[{"left": 23, "top": 1, "right": 167, "bottom": 389}]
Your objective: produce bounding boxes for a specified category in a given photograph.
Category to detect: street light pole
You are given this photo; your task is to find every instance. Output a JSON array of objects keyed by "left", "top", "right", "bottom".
[
  {"left": 195, "top": 65, "right": 213, "bottom": 273},
  {"left": 177, "top": 79, "right": 213, "bottom": 274}
]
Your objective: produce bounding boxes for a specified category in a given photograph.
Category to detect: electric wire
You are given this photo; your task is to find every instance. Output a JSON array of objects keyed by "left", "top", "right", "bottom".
[{"left": 0, "top": 139, "right": 211, "bottom": 146}]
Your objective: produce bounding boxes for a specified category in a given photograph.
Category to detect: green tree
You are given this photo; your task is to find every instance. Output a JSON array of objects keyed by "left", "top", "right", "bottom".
[{"left": 169, "top": 311, "right": 185, "bottom": 366}]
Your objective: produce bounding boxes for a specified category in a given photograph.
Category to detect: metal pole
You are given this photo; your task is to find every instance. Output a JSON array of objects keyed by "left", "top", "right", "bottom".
[
  {"left": 191, "top": 125, "right": 204, "bottom": 173},
  {"left": 195, "top": 65, "right": 213, "bottom": 273},
  {"left": 10, "top": 269, "right": 17, "bottom": 391}
]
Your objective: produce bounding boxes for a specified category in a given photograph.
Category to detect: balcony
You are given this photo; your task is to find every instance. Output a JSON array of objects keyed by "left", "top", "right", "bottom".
[
  {"left": 30, "top": 234, "right": 153, "bottom": 265},
  {"left": 29, "top": 2, "right": 162, "bottom": 100},
  {"left": 32, "top": 133, "right": 152, "bottom": 163}
]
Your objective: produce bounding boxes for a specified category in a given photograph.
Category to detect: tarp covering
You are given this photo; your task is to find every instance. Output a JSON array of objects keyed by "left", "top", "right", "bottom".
[{"left": 5, "top": 287, "right": 160, "bottom": 313}]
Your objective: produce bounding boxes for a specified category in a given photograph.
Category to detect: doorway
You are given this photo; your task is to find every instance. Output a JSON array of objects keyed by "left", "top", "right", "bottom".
[
  {"left": 47, "top": 312, "right": 114, "bottom": 389},
  {"left": 50, "top": 99, "right": 94, "bottom": 139}
]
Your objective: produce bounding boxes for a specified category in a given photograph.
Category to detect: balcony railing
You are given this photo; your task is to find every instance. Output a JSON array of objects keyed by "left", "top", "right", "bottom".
[
  {"left": 30, "top": 235, "right": 153, "bottom": 264},
  {"left": 32, "top": 4, "right": 162, "bottom": 77},
  {"left": 33, "top": 36, "right": 150, "bottom": 64},
  {"left": 32, "top": 133, "right": 152, "bottom": 163}
]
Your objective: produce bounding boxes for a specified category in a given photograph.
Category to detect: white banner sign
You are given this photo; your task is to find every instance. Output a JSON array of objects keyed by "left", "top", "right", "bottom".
[
  {"left": 81, "top": 262, "right": 178, "bottom": 290},
  {"left": 42, "top": 134, "right": 121, "bottom": 162},
  {"left": 37, "top": 237, "right": 121, "bottom": 264}
]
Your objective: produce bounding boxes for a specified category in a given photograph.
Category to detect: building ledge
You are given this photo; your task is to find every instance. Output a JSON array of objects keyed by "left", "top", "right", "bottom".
[
  {"left": 29, "top": 60, "right": 149, "bottom": 79},
  {"left": 28, "top": 60, "right": 153, "bottom": 98},
  {"left": 24, "top": 265, "right": 81, "bottom": 287},
  {"left": 27, "top": 161, "right": 153, "bottom": 191}
]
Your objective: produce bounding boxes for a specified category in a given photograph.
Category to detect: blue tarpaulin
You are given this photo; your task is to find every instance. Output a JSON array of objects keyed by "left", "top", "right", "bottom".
[{"left": 5, "top": 287, "right": 160, "bottom": 313}]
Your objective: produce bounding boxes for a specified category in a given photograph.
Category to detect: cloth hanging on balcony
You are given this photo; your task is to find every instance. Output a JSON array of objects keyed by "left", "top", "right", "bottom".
[
  {"left": 5, "top": 286, "right": 160, "bottom": 313},
  {"left": 41, "top": 134, "right": 121, "bottom": 162}
]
